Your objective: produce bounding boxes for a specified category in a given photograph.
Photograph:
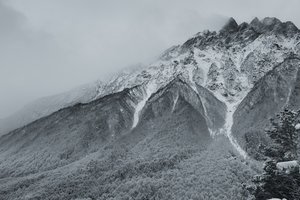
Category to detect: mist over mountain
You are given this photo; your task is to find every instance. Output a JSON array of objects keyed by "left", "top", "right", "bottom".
[{"left": 1, "top": 17, "right": 300, "bottom": 199}]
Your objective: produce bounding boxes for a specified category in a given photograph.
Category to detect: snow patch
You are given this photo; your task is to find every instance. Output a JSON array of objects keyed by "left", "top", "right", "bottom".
[
  {"left": 132, "top": 82, "right": 157, "bottom": 129},
  {"left": 222, "top": 102, "right": 248, "bottom": 159},
  {"left": 172, "top": 93, "right": 179, "bottom": 112},
  {"left": 268, "top": 198, "right": 287, "bottom": 200},
  {"left": 296, "top": 123, "right": 300, "bottom": 130},
  {"left": 208, "top": 70, "right": 250, "bottom": 159},
  {"left": 285, "top": 67, "right": 299, "bottom": 106},
  {"left": 285, "top": 87, "right": 292, "bottom": 106},
  {"left": 193, "top": 48, "right": 222, "bottom": 85},
  {"left": 187, "top": 66, "right": 198, "bottom": 92},
  {"left": 276, "top": 160, "right": 298, "bottom": 171}
]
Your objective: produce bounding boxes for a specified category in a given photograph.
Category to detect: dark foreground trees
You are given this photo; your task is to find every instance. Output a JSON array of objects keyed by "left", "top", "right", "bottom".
[{"left": 253, "top": 109, "right": 300, "bottom": 200}]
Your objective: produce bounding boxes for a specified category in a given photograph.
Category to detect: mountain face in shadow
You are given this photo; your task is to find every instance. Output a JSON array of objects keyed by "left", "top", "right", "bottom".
[{"left": 232, "top": 57, "right": 300, "bottom": 159}]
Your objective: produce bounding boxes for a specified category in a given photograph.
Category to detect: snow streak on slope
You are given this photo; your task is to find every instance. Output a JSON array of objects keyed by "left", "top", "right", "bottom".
[
  {"left": 188, "top": 63, "right": 248, "bottom": 155},
  {"left": 224, "top": 102, "right": 248, "bottom": 159},
  {"left": 172, "top": 93, "right": 179, "bottom": 112},
  {"left": 285, "top": 67, "right": 299, "bottom": 106},
  {"left": 187, "top": 66, "right": 216, "bottom": 137},
  {"left": 212, "top": 88, "right": 248, "bottom": 159},
  {"left": 132, "top": 82, "right": 157, "bottom": 129}
]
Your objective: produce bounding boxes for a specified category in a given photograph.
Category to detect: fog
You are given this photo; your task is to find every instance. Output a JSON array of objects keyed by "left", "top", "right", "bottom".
[{"left": 1, "top": 0, "right": 300, "bottom": 118}]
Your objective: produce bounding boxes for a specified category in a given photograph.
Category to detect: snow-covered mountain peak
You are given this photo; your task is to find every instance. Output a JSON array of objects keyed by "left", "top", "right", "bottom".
[
  {"left": 96, "top": 18, "right": 300, "bottom": 107},
  {"left": 1, "top": 17, "right": 300, "bottom": 139},
  {"left": 86, "top": 18, "right": 300, "bottom": 157},
  {"left": 80, "top": 18, "right": 300, "bottom": 109},
  {"left": 220, "top": 17, "right": 239, "bottom": 34}
]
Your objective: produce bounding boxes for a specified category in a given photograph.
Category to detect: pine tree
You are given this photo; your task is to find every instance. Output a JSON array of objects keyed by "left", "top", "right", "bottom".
[
  {"left": 264, "top": 109, "right": 300, "bottom": 161},
  {"left": 253, "top": 108, "right": 300, "bottom": 200}
]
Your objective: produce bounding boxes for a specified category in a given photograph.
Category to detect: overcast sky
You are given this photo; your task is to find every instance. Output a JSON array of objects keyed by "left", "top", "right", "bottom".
[{"left": 1, "top": 0, "right": 300, "bottom": 118}]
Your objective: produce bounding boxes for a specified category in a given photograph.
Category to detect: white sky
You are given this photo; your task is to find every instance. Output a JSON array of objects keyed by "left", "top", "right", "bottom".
[{"left": 1, "top": 0, "right": 300, "bottom": 118}]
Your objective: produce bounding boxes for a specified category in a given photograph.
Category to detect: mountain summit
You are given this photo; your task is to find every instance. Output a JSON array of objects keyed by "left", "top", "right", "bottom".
[
  {"left": 220, "top": 17, "right": 239, "bottom": 34},
  {"left": 0, "top": 17, "right": 300, "bottom": 199},
  {"left": 249, "top": 17, "right": 299, "bottom": 36}
]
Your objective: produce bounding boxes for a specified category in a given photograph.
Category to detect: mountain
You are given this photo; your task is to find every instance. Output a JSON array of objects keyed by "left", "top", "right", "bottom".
[
  {"left": 1, "top": 17, "right": 299, "bottom": 138},
  {"left": 0, "top": 63, "right": 147, "bottom": 136},
  {"left": 0, "top": 17, "right": 300, "bottom": 199}
]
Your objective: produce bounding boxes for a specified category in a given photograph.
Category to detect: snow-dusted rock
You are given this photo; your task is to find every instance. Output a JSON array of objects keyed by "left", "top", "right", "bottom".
[
  {"left": 268, "top": 198, "right": 287, "bottom": 200},
  {"left": 276, "top": 160, "right": 299, "bottom": 173}
]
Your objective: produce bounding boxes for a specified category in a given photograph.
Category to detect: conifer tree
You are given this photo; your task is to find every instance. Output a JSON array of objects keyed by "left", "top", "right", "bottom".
[
  {"left": 264, "top": 109, "right": 300, "bottom": 161},
  {"left": 253, "top": 108, "right": 300, "bottom": 200}
]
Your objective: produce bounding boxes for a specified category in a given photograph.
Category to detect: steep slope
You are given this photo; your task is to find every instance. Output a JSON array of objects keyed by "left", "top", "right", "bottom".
[
  {"left": 129, "top": 78, "right": 226, "bottom": 149},
  {"left": 0, "top": 85, "right": 146, "bottom": 178},
  {"left": 232, "top": 57, "right": 300, "bottom": 159},
  {"left": 0, "top": 78, "right": 226, "bottom": 178},
  {"left": 107, "top": 78, "right": 220, "bottom": 161},
  {"left": 0, "top": 79, "right": 257, "bottom": 200}
]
